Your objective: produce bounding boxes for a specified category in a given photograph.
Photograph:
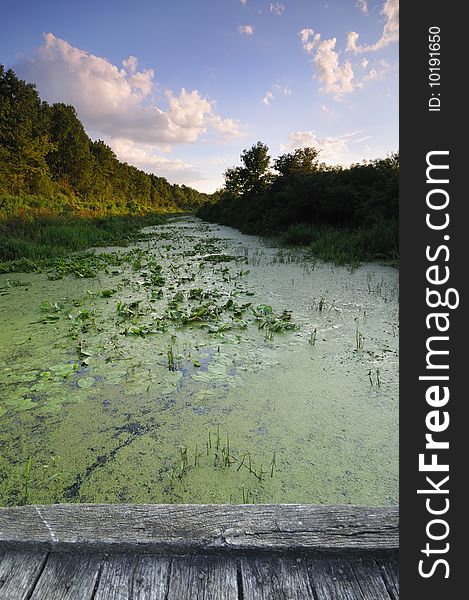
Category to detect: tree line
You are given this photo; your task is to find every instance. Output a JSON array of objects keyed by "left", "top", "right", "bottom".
[
  {"left": 198, "top": 142, "right": 399, "bottom": 262},
  {"left": 0, "top": 66, "right": 209, "bottom": 217}
]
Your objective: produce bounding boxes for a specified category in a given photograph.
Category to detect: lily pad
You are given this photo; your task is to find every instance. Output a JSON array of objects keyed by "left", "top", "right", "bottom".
[{"left": 77, "top": 376, "right": 96, "bottom": 389}]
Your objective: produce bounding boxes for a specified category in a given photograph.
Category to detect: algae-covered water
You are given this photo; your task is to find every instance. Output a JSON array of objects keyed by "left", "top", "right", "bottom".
[{"left": 0, "top": 217, "right": 398, "bottom": 506}]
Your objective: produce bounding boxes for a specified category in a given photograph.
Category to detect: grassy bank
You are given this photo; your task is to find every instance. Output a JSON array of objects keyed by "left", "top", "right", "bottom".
[
  {"left": 0, "top": 210, "right": 166, "bottom": 273},
  {"left": 277, "top": 221, "right": 399, "bottom": 265}
]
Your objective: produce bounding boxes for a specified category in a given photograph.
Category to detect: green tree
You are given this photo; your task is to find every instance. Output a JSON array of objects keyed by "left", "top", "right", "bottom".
[
  {"left": 240, "top": 141, "right": 270, "bottom": 195},
  {"left": 223, "top": 142, "right": 271, "bottom": 197},
  {"left": 46, "top": 103, "right": 93, "bottom": 196},
  {"left": 0, "top": 66, "right": 54, "bottom": 194},
  {"left": 274, "top": 147, "right": 321, "bottom": 177},
  {"left": 223, "top": 166, "right": 246, "bottom": 196}
]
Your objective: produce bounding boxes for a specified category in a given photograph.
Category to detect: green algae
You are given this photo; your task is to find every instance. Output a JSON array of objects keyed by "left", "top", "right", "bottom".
[{"left": 0, "top": 217, "right": 398, "bottom": 506}]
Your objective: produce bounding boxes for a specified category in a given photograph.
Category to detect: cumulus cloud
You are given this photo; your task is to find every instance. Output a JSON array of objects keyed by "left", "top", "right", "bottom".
[
  {"left": 109, "top": 138, "right": 204, "bottom": 183},
  {"left": 237, "top": 24, "right": 254, "bottom": 35},
  {"left": 347, "top": 0, "right": 399, "bottom": 53},
  {"left": 280, "top": 130, "right": 364, "bottom": 165},
  {"left": 299, "top": 29, "right": 354, "bottom": 98},
  {"left": 206, "top": 114, "right": 246, "bottom": 142},
  {"left": 356, "top": 0, "right": 369, "bottom": 14},
  {"left": 269, "top": 3, "right": 285, "bottom": 15},
  {"left": 15, "top": 33, "right": 244, "bottom": 147},
  {"left": 262, "top": 91, "right": 274, "bottom": 105},
  {"left": 299, "top": 28, "right": 321, "bottom": 54}
]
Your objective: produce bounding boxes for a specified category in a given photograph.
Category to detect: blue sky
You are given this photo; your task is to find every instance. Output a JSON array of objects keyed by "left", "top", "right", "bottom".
[{"left": 0, "top": 0, "right": 398, "bottom": 192}]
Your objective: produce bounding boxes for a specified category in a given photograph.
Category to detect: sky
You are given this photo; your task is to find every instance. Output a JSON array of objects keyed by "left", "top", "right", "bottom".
[{"left": 0, "top": 0, "right": 398, "bottom": 193}]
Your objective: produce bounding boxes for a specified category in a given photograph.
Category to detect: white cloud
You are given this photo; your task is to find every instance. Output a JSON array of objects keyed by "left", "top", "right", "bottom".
[
  {"left": 361, "top": 58, "right": 369, "bottom": 69},
  {"left": 240, "top": 0, "right": 248, "bottom": 5},
  {"left": 15, "top": 33, "right": 243, "bottom": 147},
  {"left": 299, "top": 29, "right": 354, "bottom": 98},
  {"left": 314, "top": 38, "right": 354, "bottom": 97},
  {"left": 263, "top": 91, "right": 274, "bottom": 105},
  {"left": 299, "top": 28, "right": 321, "bottom": 54},
  {"left": 354, "top": 135, "right": 372, "bottom": 143},
  {"left": 109, "top": 138, "right": 203, "bottom": 183},
  {"left": 280, "top": 130, "right": 365, "bottom": 165},
  {"left": 356, "top": 0, "right": 369, "bottom": 14},
  {"left": 237, "top": 24, "right": 254, "bottom": 35},
  {"left": 347, "top": 0, "right": 399, "bottom": 53},
  {"left": 356, "top": 59, "right": 392, "bottom": 87},
  {"left": 269, "top": 3, "right": 285, "bottom": 15},
  {"left": 207, "top": 114, "right": 246, "bottom": 142},
  {"left": 262, "top": 84, "right": 291, "bottom": 106}
]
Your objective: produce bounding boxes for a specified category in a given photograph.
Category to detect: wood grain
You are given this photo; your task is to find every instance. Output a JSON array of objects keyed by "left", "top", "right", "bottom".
[
  {"left": 349, "top": 560, "right": 393, "bottom": 600},
  {"left": 0, "top": 504, "right": 398, "bottom": 557},
  {"left": 0, "top": 550, "right": 48, "bottom": 600},
  {"left": 377, "top": 559, "right": 399, "bottom": 600},
  {"left": 93, "top": 555, "right": 170, "bottom": 600},
  {"left": 240, "top": 557, "right": 316, "bottom": 599},
  {"left": 28, "top": 553, "right": 102, "bottom": 600},
  {"left": 167, "top": 556, "right": 238, "bottom": 600},
  {"left": 0, "top": 551, "right": 398, "bottom": 598},
  {"left": 307, "top": 558, "right": 367, "bottom": 600}
]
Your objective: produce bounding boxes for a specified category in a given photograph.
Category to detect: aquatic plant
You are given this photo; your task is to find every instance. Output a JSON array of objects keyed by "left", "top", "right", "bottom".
[
  {"left": 270, "top": 452, "right": 276, "bottom": 478},
  {"left": 309, "top": 328, "right": 317, "bottom": 345},
  {"left": 167, "top": 346, "right": 176, "bottom": 371},
  {"left": 355, "top": 318, "right": 365, "bottom": 350},
  {"left": 23, "top": 458, "right": 32, "bottom": 505},
  {"left": 116, "top": 300, "right": 141, "bottom": 320},
  {"left": 252, "top": 305, "right": 298, "bottom": 340}
]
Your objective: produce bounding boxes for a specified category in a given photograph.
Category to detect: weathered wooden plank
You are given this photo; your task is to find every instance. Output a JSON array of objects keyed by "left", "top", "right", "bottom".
[
  {"left": 0, "top": 550, "right": 48, "bottom": 600},
  {"left": 240, "top": 557, "right": 316, "bottom": 599},
  {"left": 93, "top": 555, "right": 170, "bottom": 600},
  {"left": 349, "top": 560, "right": 392, "bottom": 599},
  {"left": 167, "top": 556, "right": 238, "bottom": 600},
  {"left": 0, "top": 504, "right": 398, "bottom": 556},
  {"left": 377, "top": 559, "right": 399, "bottom": 600},
  {"left": 28, "top": 553, "right": 102, "bottom": 600},
  {"left": 307, "top": 559, "right": 367, "bottom": 600}
]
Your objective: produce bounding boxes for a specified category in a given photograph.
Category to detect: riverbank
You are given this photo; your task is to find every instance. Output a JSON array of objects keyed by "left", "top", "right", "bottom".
[
  {"left": 197, "top": 213, "right": 399, "bottom": 267},
  {"left": 0, "top": 212, "right": 167, "bottom": 273}
]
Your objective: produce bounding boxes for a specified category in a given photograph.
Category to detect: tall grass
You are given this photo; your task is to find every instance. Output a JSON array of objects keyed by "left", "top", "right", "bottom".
[
  {"left": 278, "top": 220, "right": 398, "bottom": 265},
  {"left": 0, "top": 210, "right": 166, "bottom": 273},
  {"left": 309, "top": 221, "right": 398, "bottom": 265}
]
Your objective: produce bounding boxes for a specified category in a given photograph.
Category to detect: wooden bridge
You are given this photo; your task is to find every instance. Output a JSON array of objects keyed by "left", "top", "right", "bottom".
[{"left": 0, "top": 504, "right": 398, "bottom": 599}]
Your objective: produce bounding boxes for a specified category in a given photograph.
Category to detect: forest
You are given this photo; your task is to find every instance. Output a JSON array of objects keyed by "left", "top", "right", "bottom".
[
  {"left": 198, "top": 142, "right": 399, "bottom": 264},
  {"left": 0, "top": 66, "right": 208, "bottom": 216},
  {"left": 0, "top": 67, "right": 208, "bottom": 270}
]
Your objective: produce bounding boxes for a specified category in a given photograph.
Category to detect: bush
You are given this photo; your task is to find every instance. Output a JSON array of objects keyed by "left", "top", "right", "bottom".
[{"left": 279, "top": 223, "right": 320, "bottom": 246}]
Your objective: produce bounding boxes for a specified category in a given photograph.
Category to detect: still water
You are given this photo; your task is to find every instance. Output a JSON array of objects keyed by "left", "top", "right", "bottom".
[{"left": 0, "top": 217, "right": 398, "bottom": 506}]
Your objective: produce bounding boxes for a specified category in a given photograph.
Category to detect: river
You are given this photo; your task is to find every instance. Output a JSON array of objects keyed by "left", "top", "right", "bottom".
[{"left": 0, "top": 217, "right": 398, "bottom": 506}]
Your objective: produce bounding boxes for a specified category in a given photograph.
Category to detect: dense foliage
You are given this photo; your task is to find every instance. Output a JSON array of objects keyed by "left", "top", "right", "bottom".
[
  {"left": 0, "top": 66, "right": 209, "bottom": 219},
  {"left": 198, "top": 143, "right": 399, "bottom": 263}
]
